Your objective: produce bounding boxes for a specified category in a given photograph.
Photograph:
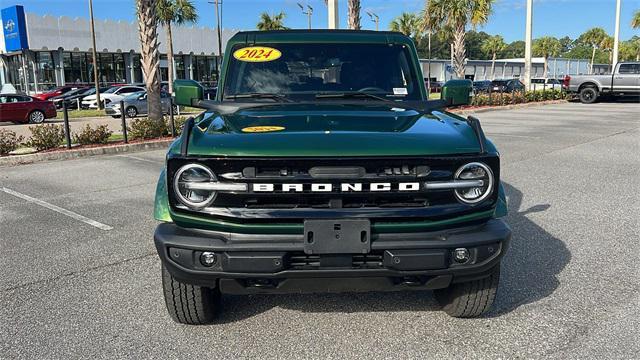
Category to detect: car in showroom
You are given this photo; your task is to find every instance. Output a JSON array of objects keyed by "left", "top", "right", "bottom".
[
  {"left": 153, "top": 30, "right": 511, "bottom": 324},
  {"left": 104, "top": 91, "right": 177, "bottom": 118},
  {"left": 81, "top": 85, "right": 145, "bottom": 109},
  {"left": 0, "top": 94, "right": 57, "bottom": 124}
]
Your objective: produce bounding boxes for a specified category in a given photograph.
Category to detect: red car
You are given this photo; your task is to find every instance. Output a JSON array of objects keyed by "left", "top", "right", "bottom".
[
  {"left": 33, "top": 86, "right": 76, "bottom": 101},
  {"left": 0, "top": 94, "right": 57, "bottom": 124}
]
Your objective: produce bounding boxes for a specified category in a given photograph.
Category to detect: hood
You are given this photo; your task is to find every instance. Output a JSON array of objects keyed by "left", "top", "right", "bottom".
[{"left": 186, "top": 104, "right": 483, "bottom": 157}]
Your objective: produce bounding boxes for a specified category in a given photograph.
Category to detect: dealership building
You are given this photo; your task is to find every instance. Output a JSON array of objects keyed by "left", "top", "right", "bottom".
[{"left": 0, "top": 5, "right": 237, "bottom": 93}]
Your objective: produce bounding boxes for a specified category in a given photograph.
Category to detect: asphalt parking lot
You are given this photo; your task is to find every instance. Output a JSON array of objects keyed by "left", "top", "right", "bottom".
[{"left": 1, "top": 102, "right": 638, "bottom": 359}]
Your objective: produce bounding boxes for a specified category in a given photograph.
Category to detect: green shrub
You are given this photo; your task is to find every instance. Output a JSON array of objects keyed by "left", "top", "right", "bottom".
[
  {"left": 165, "top": 116, "right": 188, "bottom": 136},
  {"left": 26, "top": 124, "right": 65, "bottom": 151},
  {"left": 0, "top": 129, "right": 24, "bottom": 155},
  {"left": 72, "top": 124, "right": 113, "bottom": 145},
  {"left": 128, "top": 117, "right": 167, "bottom": 140}
]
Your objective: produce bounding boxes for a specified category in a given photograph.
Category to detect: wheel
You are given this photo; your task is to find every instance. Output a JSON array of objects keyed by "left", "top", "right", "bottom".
[
  {"left": 435, "top": 265, "right": 500, "bottom": 318},
  {"left": 28, "top": 110, "right": 46, "bottom": 124},
  {"left": 579, "top": 86, "right": 598, "bottom": 104},
  {"left": 125, "top": 106, "right": 138, "bottom": 118},
  {"left": 161, "top": 263, "right": 219, "bottom": 324}
]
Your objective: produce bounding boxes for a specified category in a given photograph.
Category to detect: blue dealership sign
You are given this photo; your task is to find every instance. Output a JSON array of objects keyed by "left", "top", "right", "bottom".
[{"left": 2, "top": 5, "right": 29, "bottom": 51}]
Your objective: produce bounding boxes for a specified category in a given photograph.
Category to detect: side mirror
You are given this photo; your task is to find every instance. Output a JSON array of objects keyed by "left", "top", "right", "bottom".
[
  {"left": 441, "top": 79, "right": 473, "bottom": 106},
  {"left": 174, "top": 79, "right": 204, "bottom": 106}
]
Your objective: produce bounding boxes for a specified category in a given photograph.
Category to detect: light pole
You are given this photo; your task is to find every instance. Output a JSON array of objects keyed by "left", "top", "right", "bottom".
[
  {"left": 88, "top": 0, "right": 102, "bottom": 109},
  {"left": 208, "top": 0, "right": 223, "bottom": 76},
  {"left": 366, "top": 11, "right": 379, "bottom": 31},
  {"left": 327, "top": 0, "right": 339, "bottom": 29},
  {"left": 523, "top": 0, "right": 533, "bottom": 90},
  {"left": 612, "top": 0, "right": 621, "bottom": 67},
  {"left": 297, "top": 3, "right": 313, "bottom": 29}
]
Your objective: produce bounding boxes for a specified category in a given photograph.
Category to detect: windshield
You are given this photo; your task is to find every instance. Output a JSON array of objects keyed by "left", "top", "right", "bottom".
[
  {"left": 104, "top": 87, "right": 120, "bottom": 94},
  {"left": 223, "top": 43, "right": 422, "bottom": 100},
  {"left": 126, "top": 91, "right": 146, "bottom": 99}
]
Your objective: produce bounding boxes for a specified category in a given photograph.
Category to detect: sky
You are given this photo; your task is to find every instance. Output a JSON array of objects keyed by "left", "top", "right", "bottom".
[{"left": 3, "top": 0, "right": 640, "bottom": 42}]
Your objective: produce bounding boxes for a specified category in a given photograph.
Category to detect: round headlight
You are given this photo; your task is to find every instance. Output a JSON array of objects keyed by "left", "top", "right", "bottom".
[
  {"left": 173, "top": 163, "right": 217, "bottom": 209},
  {"left": 454, "top": 162, "right": 494, "bottom": 204}
]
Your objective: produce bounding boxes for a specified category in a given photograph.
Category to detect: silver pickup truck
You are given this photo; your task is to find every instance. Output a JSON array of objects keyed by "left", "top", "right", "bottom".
[{"left": 564, "top": 62, "right": 640, "bottom": 103}]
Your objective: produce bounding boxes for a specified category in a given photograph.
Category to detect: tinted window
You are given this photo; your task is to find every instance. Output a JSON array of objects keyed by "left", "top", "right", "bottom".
[
  {"left": 118, "top": 87, "right": 143, "bottom": 94},
  {"left": 618, "top": 64, "right": 640, "bottom": 74},
  {"left": 224, "top": 43, "right": 422, "bottom": 100}
]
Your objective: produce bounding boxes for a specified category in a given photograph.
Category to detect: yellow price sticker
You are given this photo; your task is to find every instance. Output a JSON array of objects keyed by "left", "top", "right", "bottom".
[
  {"left": 242, "top": 126, "right": 286, "bottom": 133},
  {"left": 233, "top": 46, "right": 282, "bottom": 62}
]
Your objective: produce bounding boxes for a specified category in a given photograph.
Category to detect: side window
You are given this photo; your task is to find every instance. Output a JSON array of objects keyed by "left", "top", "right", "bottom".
[
  {"left": 618, "top": 64, "right": 639, "bottom": 74},
  {"left": 16, "top": 96, "right": 32, "bottom": 102},
  {"left": 0, "top": 96, "right": 7, "bottom": 103}
]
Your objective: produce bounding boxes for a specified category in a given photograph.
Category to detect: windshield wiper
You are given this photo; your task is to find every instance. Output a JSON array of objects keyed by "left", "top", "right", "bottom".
[
  {"left": 315, "top": 92, "right": 393, "bottom": 103},
  {"left": 224, "top": 93, "right": 293, "bottom": 103}
]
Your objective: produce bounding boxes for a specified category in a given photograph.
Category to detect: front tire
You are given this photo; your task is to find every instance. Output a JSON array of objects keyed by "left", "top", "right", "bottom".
[
  {"left": 28, "top": 110, "right": 46, "bottom": 124},
  {"left": 435, "top": 265, "right": 500, "bottom": 318},
  {"left": 579, "top": 86, "right": 598, "bottom": 104},
  {"left": 161, "top": 264, "right": 219, "bottom": 325}
]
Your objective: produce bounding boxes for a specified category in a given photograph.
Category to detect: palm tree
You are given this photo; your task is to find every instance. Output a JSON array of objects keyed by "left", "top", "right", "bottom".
[
  {"left": 389, "top": 12, "right": 421, "bottom": 37},
  {"left": 632, "top": 9, "right": 640, "bottom": 28},
  {"left": 580, "top": 27, "right": 607, "bottom": 74},
  {"left": 481, "top": 35, "right": 505, "bottom": 79},
  {"left": 532, "top": 36, "right": 561, "bottom": 79},
  {"left": 424, "top": 0, "right": 495, "bottom": 78},
  {"left": 256, "top": 12, "right": 288, "bottom": 30},
  {"left": 348, "top": 0, "right": 361, "bottom": 30},
  {"left": 600, "top": 35, "right": 614, "bottom": 64},
  {"left": 136, "top": 0, "right": 163, "bottom": 123},
  {"left": 157, "top": 0, "right": 198, "bottom": 95}
]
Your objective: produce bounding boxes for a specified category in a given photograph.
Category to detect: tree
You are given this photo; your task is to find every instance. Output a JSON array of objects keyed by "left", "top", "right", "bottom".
[
  {"left": 503, "top": 40, "right": 525, "bottom": 58},
  {"left": 481, "top": 35, "right": 506, "bottom": 79},
  {"left": 256, "top": 12, "right": 288, "bottom": 30},
  {"left": 579, "top": 27, "right": 607, "bottom": 74},
  {"left": 157, "top": 0, "right": 198, "bottom": 95},
  {"left": 424, "top": 0, "right": 495, "bottom": 78},
  {"left": 389, "top": 12, "right": 421, "bottom": 37},
  {"left": 632, "top": 9, "right": 640, "bottom": 28},
  {"left": 136, "top": 0, "right": 163, "bottom": 123},
  {"left": 348, "top": 0, "right": 361, "bottom": 30},
  {"left": 533, "top": 36, "right": 561, "bottom": 79},
  {"left": 599, "top": 35, "right": 614, "bottom": 64}
]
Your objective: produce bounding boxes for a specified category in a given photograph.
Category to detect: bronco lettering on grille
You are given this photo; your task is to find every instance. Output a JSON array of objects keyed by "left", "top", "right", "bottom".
[{"left": 252, "top": 182, "right": 420, "bottom": 192}]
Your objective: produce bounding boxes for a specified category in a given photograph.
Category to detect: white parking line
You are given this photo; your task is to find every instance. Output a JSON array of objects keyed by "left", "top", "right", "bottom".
[
  {"left": 1, "top": 187, "right": 113, "bottom": 231},
  {"left": 116, "top": 154, "right": 164, "bottom": 164}
]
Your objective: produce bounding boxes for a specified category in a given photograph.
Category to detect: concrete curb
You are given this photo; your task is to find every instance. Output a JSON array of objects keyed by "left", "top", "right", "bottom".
[
  {"left": 0, "top": 139, "right": 174, "bottom": 167},
  {"left": 450, "top": 100, "right": 568, "bottom": 116}
]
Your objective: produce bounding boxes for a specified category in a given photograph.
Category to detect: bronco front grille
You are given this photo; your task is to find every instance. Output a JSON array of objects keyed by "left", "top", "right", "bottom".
[{"left": 167, "top": 155, "right": 500, "bottom": 221}]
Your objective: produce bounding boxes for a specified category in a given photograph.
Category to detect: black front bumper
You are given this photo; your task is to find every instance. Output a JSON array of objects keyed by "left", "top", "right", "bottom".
[{"left": 154, "top": 219, "right": 511, "bottom": 294}]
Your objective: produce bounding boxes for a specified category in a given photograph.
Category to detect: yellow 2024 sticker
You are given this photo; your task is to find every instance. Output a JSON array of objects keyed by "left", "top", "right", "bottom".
[
  {"left": 233, "top": 46, "right": 282, "bottom": 62},
  {"left": 242, "top": 126, "right": 285, "bottom": 133}
]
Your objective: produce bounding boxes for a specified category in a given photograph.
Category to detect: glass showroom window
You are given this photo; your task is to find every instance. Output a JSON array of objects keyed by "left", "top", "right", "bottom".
[
  {"left": 132, "top": 54, "right": 143, "bottom": 83},
  {"left": 174, "top": 55, "right": 186, "bottom": 79},
  {"left": 36, "top": 52, "right": 56, "bottom": 90},
  {"left": 99, "top": 53, "right": 115, "bottom": 84},
  {"left": 114, "top": 53, "right": 126, "bottom": 83}
]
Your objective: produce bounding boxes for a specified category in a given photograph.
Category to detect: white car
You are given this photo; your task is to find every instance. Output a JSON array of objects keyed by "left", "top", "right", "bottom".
[
  {"left": 81, "top": 85, "right": 145, "bottom": 109},
  {"left": 529, "top": 78, "right": 563, "bottom": 91}
]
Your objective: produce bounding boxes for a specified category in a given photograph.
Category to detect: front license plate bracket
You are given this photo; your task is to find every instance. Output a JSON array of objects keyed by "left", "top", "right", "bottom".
[{"left": 303, "top": 219, "right": 371, "bottom": 255}]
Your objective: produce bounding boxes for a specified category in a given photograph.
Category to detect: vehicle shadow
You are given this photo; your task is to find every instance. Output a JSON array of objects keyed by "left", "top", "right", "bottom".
[{"left": 216, "top": 182, "right": 570, "bottom": 323}]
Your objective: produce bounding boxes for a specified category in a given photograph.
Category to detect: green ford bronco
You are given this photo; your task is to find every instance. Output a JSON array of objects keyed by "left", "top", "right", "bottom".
[{"left": 154, "top": 30, "right": 511, "bottom": 324}]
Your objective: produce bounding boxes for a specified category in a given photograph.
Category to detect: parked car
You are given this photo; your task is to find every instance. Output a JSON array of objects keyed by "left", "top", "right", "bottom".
[
  {"left": 33, "top": 86, "right": 77, "bottom": 101},
  {"left": 50, "top": 87, "right": 90, "bottom": 109},
  {"left": 81, "top": 85, "right": 145, "bottom": 109},
  {"left": 564, "top": 62, "right": 640, "bottom": 103},
  {"left": 491, "top": 79, "right": 525, "bottom": 92},
  {"left": 473, "top": 80, "right": 492, "bottom": 93},
  {"left": 425, "top": 80, "right": 442, "bottom": 93},
  {"left": 0, "top": 94, "right": 57, "bottom": 124},
  {"left": 529, "top": 78, "right": 563, "bottom": 91},
  {"left": 203, "top": 86, "right": 217, "bottom": 100},
  {"left": 104, "top": 91, "right": 177, "bottom": 118}
]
